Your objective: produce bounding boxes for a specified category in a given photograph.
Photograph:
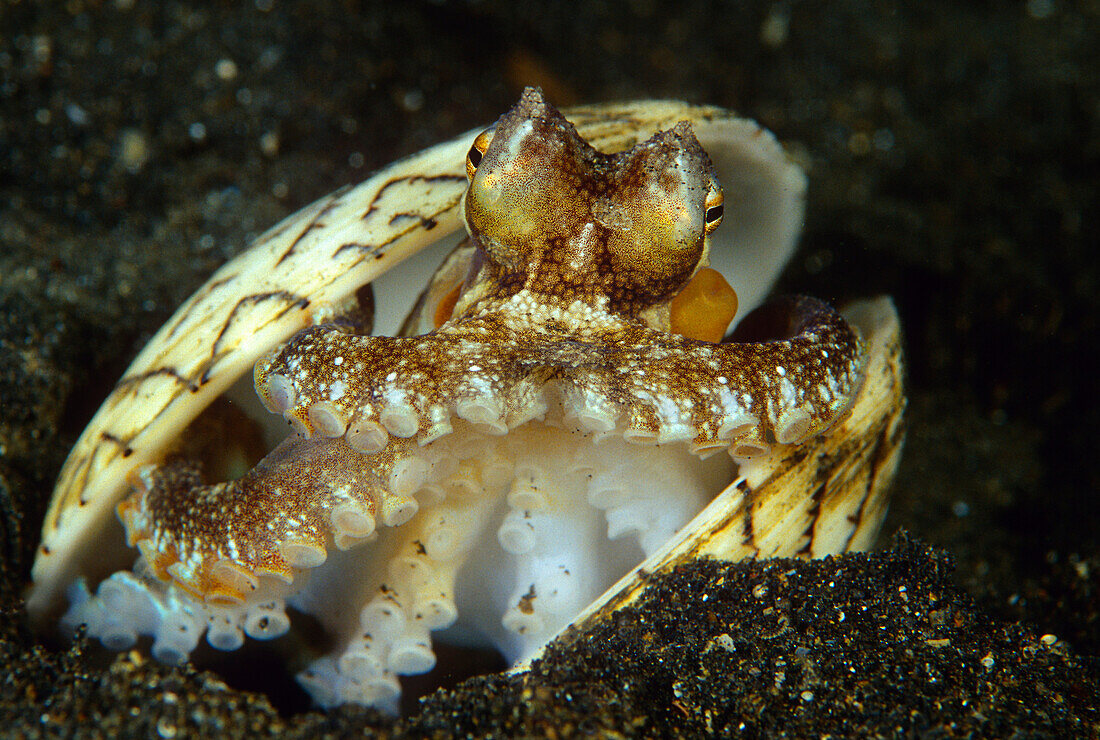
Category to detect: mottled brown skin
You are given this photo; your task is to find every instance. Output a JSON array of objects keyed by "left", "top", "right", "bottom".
[
  {"left": 459, "top": 91, "right": 715, "bottom": 316},
  {"left": 125, "top": 437, "right": 390, "bottom": 599},
  {"left": 122, "top": 88, "right": 865, "bottom": 603}
]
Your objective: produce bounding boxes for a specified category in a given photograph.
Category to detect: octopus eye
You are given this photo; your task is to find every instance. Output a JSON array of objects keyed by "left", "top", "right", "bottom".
[
  {"left": 704, "top": 185, "right": 724, "bottom": 235},
  {"left": 466, "top": 129, "right": 494, "bottom": 180}
]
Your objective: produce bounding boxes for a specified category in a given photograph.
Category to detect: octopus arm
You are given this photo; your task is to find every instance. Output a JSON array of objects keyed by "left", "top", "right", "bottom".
[
  {"left": 118, "top": 435, "right": 434, "bottom": 601},
  {"left": 258, "top": 296, "right": 861, "bottom": 465},
  {"left": 569, "top": 295, "right": 865, "bottom": 455},
  {"left": 255, "top": 323, "right": 543, "bottom": 446}
]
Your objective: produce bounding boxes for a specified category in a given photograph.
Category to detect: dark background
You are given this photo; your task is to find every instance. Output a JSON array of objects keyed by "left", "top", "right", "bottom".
[{"left": 1, "top": 1, "right": 1097, "bottom": 736}]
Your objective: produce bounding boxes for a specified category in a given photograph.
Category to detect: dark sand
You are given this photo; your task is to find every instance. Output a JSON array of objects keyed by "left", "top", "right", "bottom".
[{"left": 2, "top": 1, "right": 1097, "bottom": 736}]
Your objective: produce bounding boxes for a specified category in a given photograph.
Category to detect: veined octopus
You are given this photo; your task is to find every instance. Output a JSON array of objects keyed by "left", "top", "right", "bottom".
[{"left": 28, "top": 88, "right": 904, "bottom": 711}]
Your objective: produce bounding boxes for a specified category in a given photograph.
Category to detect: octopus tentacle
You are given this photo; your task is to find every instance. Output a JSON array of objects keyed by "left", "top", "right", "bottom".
[
  {"left": 255, "top": 294, "right": 862, "bottom": 464},
  {"left": 115, "top": 434, "right": 458, "bottom": 605},
  {"left": 297, "top": 453, "right": 504, "bottom": 709},
  {"left": 62, "top": 567, "right": 295, "bottom": 665},
  {"left": 568, "top": 295, "right": 865, "bottom": 456},
  {"left": 255, "top": 323, "right": 543, "bottom": 446}
]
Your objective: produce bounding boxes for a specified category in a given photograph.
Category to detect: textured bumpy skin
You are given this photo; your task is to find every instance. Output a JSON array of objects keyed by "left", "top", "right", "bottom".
[{"left": 34, "top": 88, "right": 903, "bottom": 711}]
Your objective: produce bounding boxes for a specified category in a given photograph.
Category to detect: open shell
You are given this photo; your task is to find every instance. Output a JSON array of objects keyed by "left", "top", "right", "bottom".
[{"left": 28, "top": 95, "right": 904, "bottom": 709}]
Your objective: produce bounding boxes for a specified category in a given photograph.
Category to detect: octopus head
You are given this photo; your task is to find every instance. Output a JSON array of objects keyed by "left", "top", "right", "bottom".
[{"left": 459, "top": 87, "right": 725, "bottom": 324}]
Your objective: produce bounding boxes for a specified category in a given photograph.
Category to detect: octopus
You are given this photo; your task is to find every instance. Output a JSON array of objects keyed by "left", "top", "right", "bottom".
[{"left": 28, "top": 88, "right": 905, "bottom": 712}]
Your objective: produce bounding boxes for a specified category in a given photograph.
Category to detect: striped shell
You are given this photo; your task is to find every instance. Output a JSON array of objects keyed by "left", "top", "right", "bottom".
[{"left": 29, "top": 90, "right": 904, "bottom": 710}]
